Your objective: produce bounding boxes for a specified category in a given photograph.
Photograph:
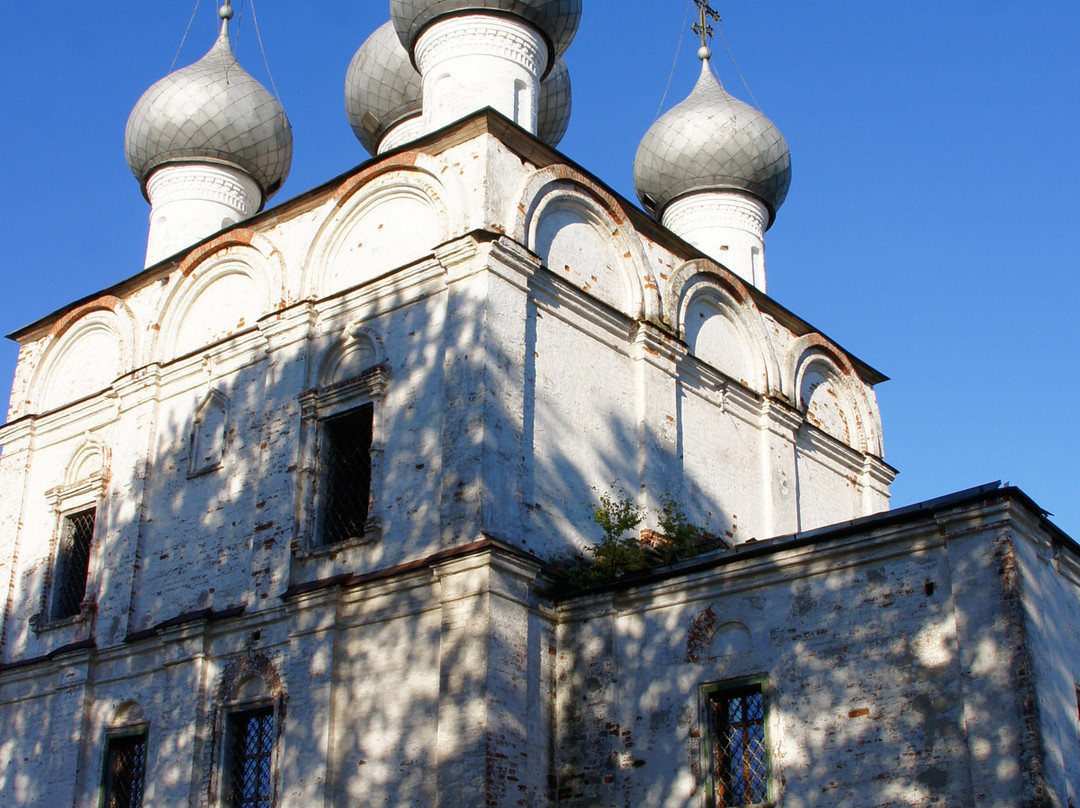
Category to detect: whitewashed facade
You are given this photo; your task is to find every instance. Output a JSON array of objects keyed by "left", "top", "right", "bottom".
[{"left": 2, "top": 5, "right": 1079, "bottom": 805}]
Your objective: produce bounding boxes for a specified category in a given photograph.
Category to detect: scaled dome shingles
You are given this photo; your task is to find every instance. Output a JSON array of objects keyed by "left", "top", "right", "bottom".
[
  {"left": 125, "top": 28, "right": 293, "bottom": 201},
  {"left": 390, "top": 0, "right": 582, "bottom": 61},
  {"left": 634, "top": 64, "right": 791, "bottom": 220},
  {"left": 537, "top": 56, "right": 571, "bottom": 147},
  {"left": 346, "top": 20, "right": 572, "bottom": 154},
  {"left": 346, "top": 21, "right": 424, "bottom": 155}
]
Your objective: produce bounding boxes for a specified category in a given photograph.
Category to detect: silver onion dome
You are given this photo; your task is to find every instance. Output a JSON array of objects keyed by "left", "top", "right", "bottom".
[
  {"left": 390, "top": 0, "right": 582, "bottom": 65},
  {"left": 125, "top": 21, "right": 293, "bottom": 202},
  {"left": 537, "top": 56, "right": 571, "bottom": 147},
  {"left": 346, "top": 20, "right": 571, "bottom": 154},
  {"left": 634, "top": 62, "right": 791, "bottom": 223},
  {"left": 346, "top": 21, "right": 423, "bottom": 156}
]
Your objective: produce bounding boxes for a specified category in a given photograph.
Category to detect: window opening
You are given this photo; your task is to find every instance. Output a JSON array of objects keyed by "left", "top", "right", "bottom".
[
  {"left": 226, "top": 707, "right": 275, "bottom": 808},
  {"left": 320, "top": 403, "right": 373, "bottom": 545},
  {"left": 101, "top": 732, "right": 147, "bottom": 808},
  {"left": 706, "top": 683, "right": 768, "bottom": 807},
  {"left": 51, "top": 508, "right": 96, "bottom": 620}
]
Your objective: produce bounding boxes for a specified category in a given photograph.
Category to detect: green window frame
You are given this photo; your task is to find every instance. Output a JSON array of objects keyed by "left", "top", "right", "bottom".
[{"left": 100, "top": 730, "right": 147, "bottom": 808}]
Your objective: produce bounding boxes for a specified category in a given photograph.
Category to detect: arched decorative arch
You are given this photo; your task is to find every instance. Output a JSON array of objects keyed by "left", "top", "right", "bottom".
[
  {"left": 64, "top": 435, "right": 111, "bottom": 488},
  {"left": 314, "top": 326, "right": 385, "bottom": 390},
  {"left": 513, "top": 166, "right": 659, "bottom": 320},
  {"left": 670, "top": 260, "right": 779, "bottom": 395},
  {"left": 109, "top": 700, "right": 145, "bottom": 728},
  {"left": 207, "top": 652, "right": 287, "bottom": 808},
  {"left": 787, "top": 336, "right": 883, "bottom": 456},
  {"left": 29, "top": 299, "right": 136, "bottom": 414},
  {"left": 303, "top": 166, "right": 453, "bottom": 300},
  {"left": 153, "top": 242, "right": 277, "bottom": 363}
]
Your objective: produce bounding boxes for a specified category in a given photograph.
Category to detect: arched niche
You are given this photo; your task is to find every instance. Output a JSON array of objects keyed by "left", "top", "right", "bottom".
[
  {"left": 31, "top": 303, "right": 135, "bottom": 413},
  {"left": 109, "top": 700, "right": 145, "bottom": 727},
  {"left": 315, "top": 328, "right": 383, "bottom": 390},
  {"left": 64, "top": 436, "right": 110, "bottom": 488},
  {"left": 515, "top": 169, "right": 657, "bottom": 320},
  {"left": 672, "top": 265, "right": 777, "bottom": 394},
  {"left": 190, "top": 389, "right": 229, "bottom": 475},
  {"left": 797, "top": 358, "right": 853, "bottom": 445},
  {"left": 155, "top": 246, "right": 274, "bottom": 362},
  {"left": 305, "top": 169, "right": 449, "bottom": 300},
  {"left": 683, "top": 291, "right": 756, "bottom": 390},
  {"left": 787, "top": 340, "right": 878, "bottom": 456}
]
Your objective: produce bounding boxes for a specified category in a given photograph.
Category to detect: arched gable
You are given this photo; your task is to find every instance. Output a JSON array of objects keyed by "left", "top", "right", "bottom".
[
  {"left": 154, "top": 243, "right": 277, "bottom": 362},
  {"left": 670, "top": 260, "right": 779, "bottom": 395},
  {"left": 304, "top": 167, "right": 451, "bottom": 300},
  {"left": 787, "top": 336, "right": 882, "bottom": 455},
  {"left": 514, "top": 167, "right": 658, "bottom": 320},
  {"left": 30, "top": 300, "right": 136, "bottom": 413}
]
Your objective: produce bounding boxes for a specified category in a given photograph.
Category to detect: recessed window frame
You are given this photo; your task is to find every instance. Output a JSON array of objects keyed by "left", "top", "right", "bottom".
[
  {"left": 209, "top": 666, "right": 285, "bottom": 808},
  {"left": 50, "top": 506, "right": 97, "bottom": 620},
  {"left": 296, "top": 363, "right": 389, "bottom": 553},
  {"left": 36, "top": 467, "right": 109, "bottom": 630},
  {"left": 99, "top": 726, "right": 149, "bottom": 808},
  {"left": 700, "top": 676, "right": 771, "bottom": 808},
  {"left": 223, "top": 705, "right": 276, "bottom": 808}
]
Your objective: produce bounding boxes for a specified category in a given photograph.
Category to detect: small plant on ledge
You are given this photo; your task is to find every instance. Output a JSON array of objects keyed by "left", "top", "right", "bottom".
[{"left": 565, "top": 486, "right": 721, "bottom": 586}]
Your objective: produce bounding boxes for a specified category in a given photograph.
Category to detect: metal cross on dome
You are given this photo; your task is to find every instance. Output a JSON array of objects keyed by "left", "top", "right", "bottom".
[{"left": 692, "top": 0, "right": 721, "bottom": 53}]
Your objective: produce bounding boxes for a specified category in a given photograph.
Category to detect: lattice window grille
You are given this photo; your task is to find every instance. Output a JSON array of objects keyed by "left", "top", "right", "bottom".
[
  {"left": 708, "top": 686, "right": 768, "bottom": 807},
  {"left": 226, "top": 707, "right": 275, "bottom": 808},
  {"left": 51, "top": 508, "right": 96, "bottom": 620},
  {"left": 102, "top": 733, "right": 147, "bottom": 808},
  {"left": 319, "top": 404, "right": 374, "bottom": 545}
]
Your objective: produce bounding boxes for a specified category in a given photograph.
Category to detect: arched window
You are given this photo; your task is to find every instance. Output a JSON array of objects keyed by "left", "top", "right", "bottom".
[
  {"left": 297, "top": 331, "right": 390, "bottom": 550},
  {"left": 210, "top": 657, "right": 284, "bottom": 808},
  {"left": 101, "top": 702, "right": 148, "bottom": 808}
]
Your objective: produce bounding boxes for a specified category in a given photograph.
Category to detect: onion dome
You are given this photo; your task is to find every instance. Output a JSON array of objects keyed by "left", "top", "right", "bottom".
[
  {"left": 390, "top": 0, "right": 582, "bottom": 65},
  {"left": 125, "top": 14, "right": 293, "bottom": 202},
  {"left": 537, "top": 56, "right": 571, "bottom": 147},
  {"left": 634, "top": 61, "right": 791, "bottom": 223},
  {"left": 346, "top": 21, "right": 423, "bottom": 155}
]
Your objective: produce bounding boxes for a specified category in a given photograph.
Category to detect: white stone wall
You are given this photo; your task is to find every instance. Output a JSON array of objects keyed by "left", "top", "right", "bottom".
[
  {"left": 0, "top": 119, "right": 896, "bottom": 668},
  {"left": 1011, "top": 508, "right": 1080, "bottom": 806},
  {"left": 553, "top": 504, "right": 1062, "bottom": 807},
  {"left": 0, "top": 122, "right": 893, "bottom": 668}
]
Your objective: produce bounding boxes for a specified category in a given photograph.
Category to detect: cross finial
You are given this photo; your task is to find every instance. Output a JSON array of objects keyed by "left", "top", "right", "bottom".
[{"left": 692, "top": 0, "right": 721, "bottom": 60}]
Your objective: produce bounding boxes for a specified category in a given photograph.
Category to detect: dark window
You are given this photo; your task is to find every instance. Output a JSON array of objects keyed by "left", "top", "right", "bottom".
[
  {"left": 51, "top": 508, "right": 96, "bottom": 620},
  {"left": 320, "top": 404, "right": 373, "bottom": 545},
  {"left": 706, "top": 684, "right": 768, "bottom": 807},
  {"left": 101, "top": 732, "right": 147, "bottom": 808},
  {"left": 226, "top": 707, "right": 275, "bottom": 808}
]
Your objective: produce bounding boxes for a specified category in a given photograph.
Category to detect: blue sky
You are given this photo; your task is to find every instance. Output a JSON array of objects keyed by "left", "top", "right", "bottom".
[{"left": 1, "top": 1, "right": 1077, "bottom": 536}]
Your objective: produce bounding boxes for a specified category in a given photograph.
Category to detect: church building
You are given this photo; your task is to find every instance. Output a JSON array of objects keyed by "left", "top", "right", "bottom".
[{"left": 1, "top": 1, "right": 1078, "bottom": 806}]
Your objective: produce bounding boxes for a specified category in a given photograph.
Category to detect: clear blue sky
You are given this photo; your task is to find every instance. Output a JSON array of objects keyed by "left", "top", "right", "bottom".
[{"left": 1, "top": 2, "right": 1077, "bottom": 536}]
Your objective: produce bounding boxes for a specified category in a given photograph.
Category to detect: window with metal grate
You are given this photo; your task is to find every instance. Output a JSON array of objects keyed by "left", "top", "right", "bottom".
[
  {"left": 706, "top": 683, "right": 768, "bottom": 807},
  {"left": 320, "top": 403, "right": 374, "bottom": 545},
  {"left": 101, "top": 732, "right": 147, "bottom": 808},
  {"left": 51, "top": 508, "right": 96, "bottom": 620},
  {"left": 226, "top": 707, "right": 275, "bottom": 808}
]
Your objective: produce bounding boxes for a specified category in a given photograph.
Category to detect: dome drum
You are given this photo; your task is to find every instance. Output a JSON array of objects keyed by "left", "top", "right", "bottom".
[
  {"left": 347, "top": 18, "right": 572, "bottom": 154},
  {"left": 390, "top": 0, "right": 581, "bottom": 70}
]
